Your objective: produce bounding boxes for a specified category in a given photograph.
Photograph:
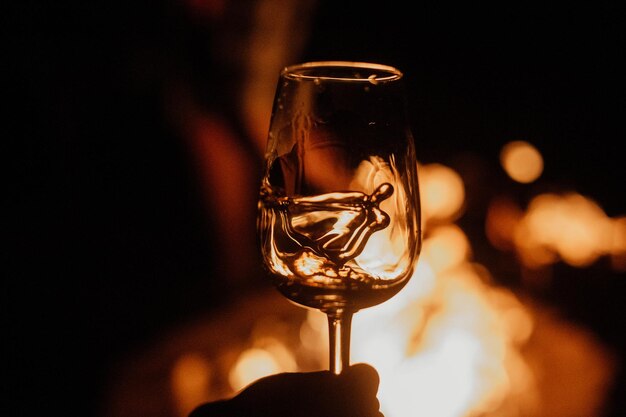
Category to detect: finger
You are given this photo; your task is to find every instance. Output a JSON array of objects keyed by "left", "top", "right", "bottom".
[
  {"left": 233, "top": 370, "right": 339, "bottom": 414},
  {"left": 338, "top": 364, "right": 382, "bottom": 416},
  {"left": 344, "top": 363, "right": 380, "bottom": 396},
  {"left": 231, "top": 368, "right": 384, "bottom": 417},
  {"left": 246, "top": 369, "right": 335, "bottom": 395}
]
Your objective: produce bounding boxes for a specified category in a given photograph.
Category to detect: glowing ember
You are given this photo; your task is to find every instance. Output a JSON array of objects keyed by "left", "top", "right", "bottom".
[{"left": 500, "top": 141, "right": 544, "bottom": 184}]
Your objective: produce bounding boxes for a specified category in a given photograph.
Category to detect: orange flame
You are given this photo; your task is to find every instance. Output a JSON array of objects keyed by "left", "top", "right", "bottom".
[
  {"left": 199, "top": 160, "right": 616, "bottom": 417},
  {"left": 345, "top": 221, "right": 541, "bottom": 417}
]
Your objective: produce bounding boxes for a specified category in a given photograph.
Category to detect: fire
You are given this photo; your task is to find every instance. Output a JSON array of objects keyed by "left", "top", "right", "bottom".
[
  {"left": 351, "top": 262, "right": 539, "bottom": 417},
  {"left": 344, "top": 160, "right": 541, "bottom": 416},
  {"left": 161, "top": 161, "right": 616, "bottom": 417},
  {"left": 228, "top": 162, "right": 547, "bottom": 416}
]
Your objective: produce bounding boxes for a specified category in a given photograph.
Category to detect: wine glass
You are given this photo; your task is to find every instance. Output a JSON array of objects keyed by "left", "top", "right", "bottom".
[{"left": 257, "top": 61, "right": 421, "bottom": 375}]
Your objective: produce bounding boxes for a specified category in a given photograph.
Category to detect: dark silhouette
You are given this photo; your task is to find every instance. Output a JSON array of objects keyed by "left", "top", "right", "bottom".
[{"left": 189, "top": 363, "right": 383, "bottom": 417}]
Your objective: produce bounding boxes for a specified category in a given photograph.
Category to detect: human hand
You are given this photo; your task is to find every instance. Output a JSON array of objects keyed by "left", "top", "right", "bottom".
[{"left": 189, "top": 363, "right": 384, "bottom": 417}]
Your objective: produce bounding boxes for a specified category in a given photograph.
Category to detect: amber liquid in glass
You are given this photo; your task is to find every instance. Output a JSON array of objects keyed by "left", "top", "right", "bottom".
[{"left": 259, "top": 182, "right": 411, "bottom": 312}]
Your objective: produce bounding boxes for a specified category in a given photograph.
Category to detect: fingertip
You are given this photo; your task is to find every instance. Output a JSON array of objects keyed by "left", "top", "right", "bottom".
[
  {"left": 341, "top": 363, "right": 383, "bottom": 416},
  {"left": 348, "top": 362, "right": 380, "bottom": 384}
]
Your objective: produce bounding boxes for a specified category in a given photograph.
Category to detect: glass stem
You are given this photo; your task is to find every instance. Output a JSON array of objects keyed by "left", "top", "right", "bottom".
[{"left": 327, "top": 310, "right": 353, "bottom": 375}]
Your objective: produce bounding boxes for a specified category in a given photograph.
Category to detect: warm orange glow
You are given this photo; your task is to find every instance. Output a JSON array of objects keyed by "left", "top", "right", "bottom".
[
  {"left": 421, "top": 225, "right": 471, "bottom": 274},
  {"left": 229, "top": 348, "right": 280, "bottom": 392},
  {"left": 292, "top": 219, "right": 544, "bottom": 417},
  {"left": 513, "top": 193, "right": 614, "bottom": 268},
  {"left": 294, "top": 252, "right": 325, "bottom": 276},
  {"left": 485, "top": 196, "right": 524, "bottom": 251},
  {"left": 218, "top": 154, "right": 619, "bottom": 417},
  {"left": 300, "top": 309, "right": 329, "bottom": 357},
  {"left": 500, "top": 141, "right": 544, "bottom": 183},
  {"left": 170, "top": 353, "right": 213, "bottom": 417},
  {"left": 351, "top": 264, "right": 540, "bottom": 417},
  {"left": 419, "top": 163, "right": 465, "bottom": 224},
  {"left": 264, "top": 156, "right": 415, "bottom": 282},
  {"left": 229, "top": 339, "right": 297, "bottom": 392}
]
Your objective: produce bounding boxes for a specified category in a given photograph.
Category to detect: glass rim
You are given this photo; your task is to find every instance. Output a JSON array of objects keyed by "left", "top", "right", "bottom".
[{"left": 281, "top": 61, "right": 403, "bottom": 83}]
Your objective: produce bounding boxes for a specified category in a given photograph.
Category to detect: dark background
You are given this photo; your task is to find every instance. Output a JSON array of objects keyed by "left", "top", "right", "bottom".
[{"left": 8, "top": 1, "right": 625, "bottom": 416}]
